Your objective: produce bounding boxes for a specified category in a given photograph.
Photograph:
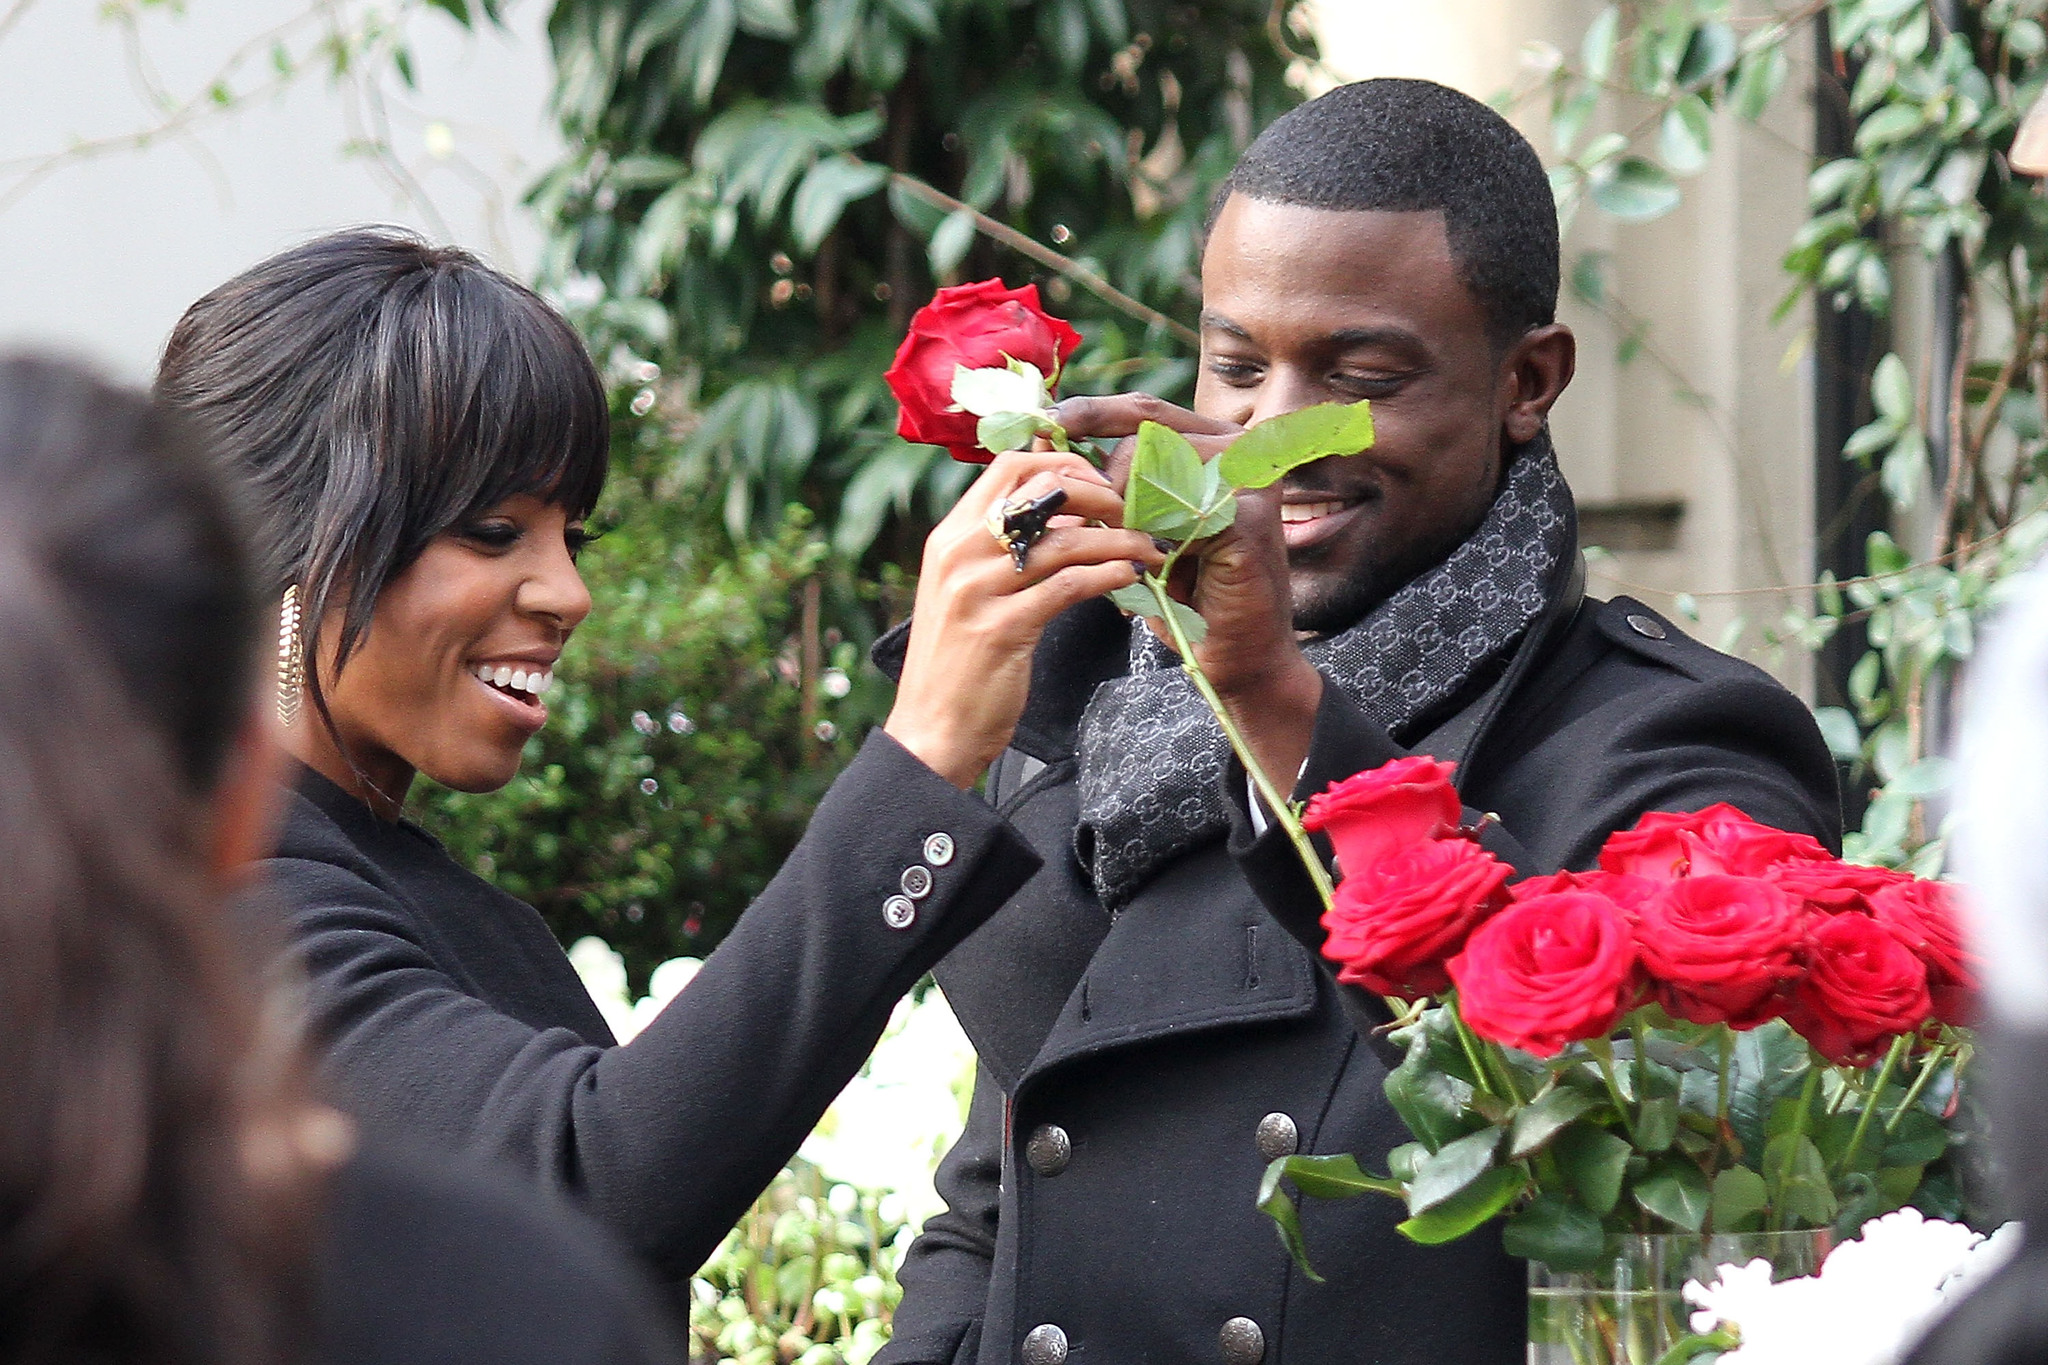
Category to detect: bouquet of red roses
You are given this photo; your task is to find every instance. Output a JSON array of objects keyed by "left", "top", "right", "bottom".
[{"left": 1261, "top": 756, "right": 1978, "bottom": 1276}]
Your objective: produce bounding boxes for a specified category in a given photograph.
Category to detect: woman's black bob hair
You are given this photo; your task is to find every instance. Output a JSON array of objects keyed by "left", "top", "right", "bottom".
[{"left": 155, "top": 226, "right": 609, "bottom": 723}]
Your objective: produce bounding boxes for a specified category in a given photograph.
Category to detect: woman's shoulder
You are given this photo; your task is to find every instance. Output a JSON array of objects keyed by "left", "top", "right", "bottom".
[{"left": 319, "top": 1139, "right": 686, "bottom": 1365}]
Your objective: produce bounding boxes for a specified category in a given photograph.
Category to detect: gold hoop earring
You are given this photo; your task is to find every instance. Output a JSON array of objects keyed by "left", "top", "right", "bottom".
[{"left": 277, "top": 585, "right": 305, "bottom": 727}]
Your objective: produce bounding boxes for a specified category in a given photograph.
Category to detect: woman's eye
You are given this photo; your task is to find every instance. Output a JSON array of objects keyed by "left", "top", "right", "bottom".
[
  {"left": 566, "top": 526, "right": 602, "bottom": 560},
  {"left": 461, "top": 521, "right": 522, "bottom": 550}
]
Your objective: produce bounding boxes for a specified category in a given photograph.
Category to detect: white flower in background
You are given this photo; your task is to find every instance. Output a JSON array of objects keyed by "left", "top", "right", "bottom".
[
  {"left": 800, "top": 989, "right": 977, "bottom": 1230},
  {"left": 1685, "top": 1209, "right": 2023, "bottom": 1365},
  {"left": 571, "top": 935, "right": 977, "bottom": 1232}
]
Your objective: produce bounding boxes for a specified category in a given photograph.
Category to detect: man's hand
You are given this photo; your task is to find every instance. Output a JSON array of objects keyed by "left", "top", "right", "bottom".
[{"left": 1054, "top": 394, "right": 1324, "bottom": 797}]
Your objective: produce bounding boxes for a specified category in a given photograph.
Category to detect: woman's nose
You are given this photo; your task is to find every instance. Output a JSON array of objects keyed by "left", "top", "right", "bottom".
[{"left": 521, "top": 540, "right": 593, "bottom": 631}]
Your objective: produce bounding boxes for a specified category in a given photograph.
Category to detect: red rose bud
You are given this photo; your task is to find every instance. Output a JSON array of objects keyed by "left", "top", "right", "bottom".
[
  {"left": 1448, "top": 891, "right": 1640, "bottom": 1058},
  {"left": 1320, "top": 837, "right": 1512, "bottom": 1000},
  {"left": 1867, "top": 878, "right": 1978, "bottom": 1027},
  {"left": 1766, "top": 859, "right": 1913, "bottom": 917},
  {"left": 1633, "top": 875, "right": 1804, "bottom": 1029},
  {"left": 1783, "top": 913, "right": 1933, "bottom": 1065},
  {"left": 1303, "top": 756, "right": 1461, "bottom": 882},
  {"left": 1599, "top": 802, "right": 1831, "bottom": 881},
  {"left": 1509, "top": 868, "right": 1659, "bottom": 916},
  {"left": 884, "top": 278, "right": 1082, "bottom": 462}
]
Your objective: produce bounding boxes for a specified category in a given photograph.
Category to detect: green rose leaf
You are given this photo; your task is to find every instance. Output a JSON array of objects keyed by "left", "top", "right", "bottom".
[
  {"left": 1255, "top": 1180, "right": 1325, "bottom": 1284},
  {"left": 1634, "top": 1158, "right": 1710, "bottom": 1232},
  {"left": 1709, "top": 1165, "right": 1768, "bottom": 1233},
  {"left": 1104, "top": 580, "right": 1208, "bottom": 644},
  {"left": 976, "top": 411, "right": 1048, "bottom": 456},
  {"left": 1762, "top": 1132, "right": 1837, "bottom": 1228},
  {"left": 1106, "top": 582, "right": 1156, "bottom": 618},
  {"left": 1214, "top": 400, "right": 1375, "bottom": 490},
  {"left": 1551, "top": 1123, "right": 1632, "bottom": 1216},
  {"left": 1264, "top": 1153, "right": 1406, "bottom": 1202},
  {"left": 1636, "top": 1094, "right": 1681, "bottom": 1153},
  {"left": 1397, "top": 1165, "right": 1527, "bottom": 1245},
  {"left": 1508, "top": 1085, "right": 1601, "bottom": 1159},
  {"left": 1503, "top": 1195, "right": 1607, "bottom": 1273},
  {"left": 1124, "top": 420, "right": 1213, "bottom": 539},
  {"left": 1880, "top": 1109, "right": 1949, "bottom": 1166},
  {"left": 1386, "top": 1048, "right": 1480, "bottom": 1152},
  {"left": 1406, "top": 1126, "right": 1503, "bottom": 1216}
]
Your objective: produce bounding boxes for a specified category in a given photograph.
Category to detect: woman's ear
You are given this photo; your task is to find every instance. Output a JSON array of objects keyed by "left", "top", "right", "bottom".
[
  {"left": 206, "top": 694, "right": 290, "bottom": 884},
  {"left": 1501, "top": 323, "right": 1576, "bottom": 447}
]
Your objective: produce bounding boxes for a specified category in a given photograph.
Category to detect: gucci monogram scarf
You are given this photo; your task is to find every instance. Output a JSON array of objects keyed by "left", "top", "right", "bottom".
[{"left": 1073, "top": 432, "right": 1576, "bottom": 911}]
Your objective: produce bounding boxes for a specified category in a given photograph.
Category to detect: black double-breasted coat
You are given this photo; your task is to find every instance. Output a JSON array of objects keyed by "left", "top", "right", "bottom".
[{"left": 874, "top": 564, "right": 1843, "bottom": 1365}]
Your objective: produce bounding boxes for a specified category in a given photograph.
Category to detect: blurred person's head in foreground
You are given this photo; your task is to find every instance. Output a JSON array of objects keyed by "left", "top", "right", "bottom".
[
  {"left": 0, "top": 354, "right": 337, "bottom": 1365},
  {"left": 155, "top": 227, "right": 609, "bottom": 820},
  {"left": 1905, "top": 560, "right": 2048, "bottom": 1363}
]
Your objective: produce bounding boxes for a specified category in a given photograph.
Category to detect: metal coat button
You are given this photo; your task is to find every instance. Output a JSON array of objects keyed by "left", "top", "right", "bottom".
[
  {"left": 1255, "top": 1111, "right": 1299, "bottom": 1162},
  {"left": 901, "top": 864, "right": 934, "bottom": 899},
  {"left": 1626, "top": 613, "right": 1667, "bottom": 640},
  {"left": 882, "top": 895, "right": 917, "bottom": 930},
  {"left": 1025, "top": 1124, "right": 1071, "bottom": 1176},
  {"left": 1219, "top": 1317, "right": 1265, "bottom": 1365},
  {"left": 923, "top": 831, "right": 956, "bottom": 866},
  {"left": 1021, "top": 1323, "right": 1068, "bottom": 1365}
]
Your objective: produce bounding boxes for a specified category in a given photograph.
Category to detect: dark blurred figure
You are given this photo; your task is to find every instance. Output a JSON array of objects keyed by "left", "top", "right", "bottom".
[
  {"left": 0, "top": 354, "right": 682, "bottom": 1365},
  {"left": 1904, "top": 565, "right": 2048, "bottom": 1364}
]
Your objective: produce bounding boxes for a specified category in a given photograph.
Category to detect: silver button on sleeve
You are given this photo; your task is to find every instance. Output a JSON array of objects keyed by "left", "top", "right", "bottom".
[
  {"left": 1021, "top": 1323, "right": 1068, "bottom": 1365},
  {"left": 1626, "top": 613, "right": 1668, "bottom": 639},
  {"left": 923, "top": 831, "right": 956, "bottom": 866},
  {"left": 900, "top": 864, "right": 934, "bottom": 899},
  {"left": 882, "top": 895, "right": 917, "bottom": 930}
]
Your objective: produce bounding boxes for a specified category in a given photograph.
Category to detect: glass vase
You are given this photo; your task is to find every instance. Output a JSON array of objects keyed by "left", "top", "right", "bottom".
[{"left": 1526, "top": 1229, "right": 1833, "bottom": 1365}]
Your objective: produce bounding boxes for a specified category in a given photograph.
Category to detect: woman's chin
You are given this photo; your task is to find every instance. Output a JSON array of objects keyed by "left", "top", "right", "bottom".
[{"left": 424, "top": 751, "right": 527, "bottom": 796}]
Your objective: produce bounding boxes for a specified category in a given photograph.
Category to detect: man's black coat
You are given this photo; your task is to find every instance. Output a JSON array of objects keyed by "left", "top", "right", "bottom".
[{"left": 874, "top": 569, "right": 1842, "bottom": 1365}]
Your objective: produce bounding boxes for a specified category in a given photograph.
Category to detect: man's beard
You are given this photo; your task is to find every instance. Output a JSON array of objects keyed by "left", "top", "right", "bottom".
[{"left": 1289, "top": 518, "right": 1484, "bottom": 638}]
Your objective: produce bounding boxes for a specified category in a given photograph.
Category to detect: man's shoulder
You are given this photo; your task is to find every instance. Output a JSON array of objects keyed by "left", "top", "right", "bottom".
[{"left": 1575, "top": 595, "right": 1795, "bottom": 695}]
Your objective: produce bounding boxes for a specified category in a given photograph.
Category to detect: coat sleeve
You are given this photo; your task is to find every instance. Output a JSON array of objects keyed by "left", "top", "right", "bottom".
[
  {"left": 276, "top": 731, "right": 1041, "bottom": 1282},
  {"left": 873, "top": 1065, "right": 1005, "bottom": 1365},
  {"left": 1225, "top": 641, "right": 1841, "bottom": 1046}
]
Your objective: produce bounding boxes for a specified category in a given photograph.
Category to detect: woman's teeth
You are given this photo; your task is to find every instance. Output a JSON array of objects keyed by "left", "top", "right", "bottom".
[
  {"left": 1280, "top": 500, "right": 1349, "bottom": 524},
  {"left": 473, "top": 664, "right": 553, "bottom": 697}
]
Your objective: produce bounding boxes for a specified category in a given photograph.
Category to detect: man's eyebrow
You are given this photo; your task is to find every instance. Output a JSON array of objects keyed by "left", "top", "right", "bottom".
[{"left": 1198, "top": 311, "right": 1429, "bottom": 354}]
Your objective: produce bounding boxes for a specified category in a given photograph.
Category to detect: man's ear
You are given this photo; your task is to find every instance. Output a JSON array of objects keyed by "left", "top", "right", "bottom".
[
  {"left": 1500, "top": 323, "right": 1576, "bottom": 446},
  {"left": 206, "top": 695, "right": 290, "bottom": 885}
]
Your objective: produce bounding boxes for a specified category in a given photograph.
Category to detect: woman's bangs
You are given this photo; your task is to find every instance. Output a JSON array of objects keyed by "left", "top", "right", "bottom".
[{"left": 457, "top": 296, "right": 610, "bottom": 524}]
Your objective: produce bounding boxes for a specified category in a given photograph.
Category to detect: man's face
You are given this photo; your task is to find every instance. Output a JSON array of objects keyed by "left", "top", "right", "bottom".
[{"left": 1195, "top": 196, "right": 1511, "bottom": 635}]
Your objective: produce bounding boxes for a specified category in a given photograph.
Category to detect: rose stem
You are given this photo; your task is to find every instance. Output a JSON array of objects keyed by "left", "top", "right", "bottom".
[
  {"left": 1884, "top": 1041, "right": 1950, "bottom": 1135},
  {"left": 1836, "top": 1034, "right": 1910, "bottom": 1175}
]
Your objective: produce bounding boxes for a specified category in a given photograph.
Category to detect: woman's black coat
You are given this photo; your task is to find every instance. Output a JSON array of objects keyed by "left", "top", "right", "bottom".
[
  {"left": 874, "top": 583, "right": 1843, "bottom": 1365},
  {"left": 261, "top": 733, "right": 1040, "bottom": 1282}
]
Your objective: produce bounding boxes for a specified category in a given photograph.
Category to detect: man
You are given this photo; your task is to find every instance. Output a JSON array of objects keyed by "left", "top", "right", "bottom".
[{"left": 874, "top": 79, "right": 1841, "bottom": 1365}]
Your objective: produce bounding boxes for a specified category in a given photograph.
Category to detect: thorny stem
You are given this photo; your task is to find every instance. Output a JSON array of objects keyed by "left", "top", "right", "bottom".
[
  {"left": 1143, "top": 570, "right": 1336, "bottom": 910},
  {"left": 1885, "top": 1041, "right": 1950, "bottom": 1135},
  {"left": 1837, "top": 1034, "right": 1910, "bottom": 1176}
]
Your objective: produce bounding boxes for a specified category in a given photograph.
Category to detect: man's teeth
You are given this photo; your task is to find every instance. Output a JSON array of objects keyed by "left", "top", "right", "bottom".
[
  {"left": 473, "top": 664, "right": 553, "bottom": 696},
  {"left": 1280, "top": 500, "right": 1348, "bottom": 524}
]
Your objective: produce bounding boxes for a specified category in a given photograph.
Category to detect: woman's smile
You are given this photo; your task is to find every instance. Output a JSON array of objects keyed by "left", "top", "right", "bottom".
[{"left": 469, "top": 656, "right": 557, "bottom": 733}]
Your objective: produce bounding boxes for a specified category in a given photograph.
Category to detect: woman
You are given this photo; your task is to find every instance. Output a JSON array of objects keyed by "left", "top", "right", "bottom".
[
  {"left": 156, "top": 227, "right": 1157, "bottom": 1281},
  {"left": 0, "top": 353, "right": 683, "bottom": 1364}
]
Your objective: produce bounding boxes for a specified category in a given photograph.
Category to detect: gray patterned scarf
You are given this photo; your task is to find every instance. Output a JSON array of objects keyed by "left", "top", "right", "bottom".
[{"left": 1073, "top": 433, "right": 1576, "bottom": 911}]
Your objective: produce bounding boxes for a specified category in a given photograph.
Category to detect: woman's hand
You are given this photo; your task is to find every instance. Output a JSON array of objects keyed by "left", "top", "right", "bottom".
[{"left": 884, "top": 450, "right": 1163, "bottom": 788}]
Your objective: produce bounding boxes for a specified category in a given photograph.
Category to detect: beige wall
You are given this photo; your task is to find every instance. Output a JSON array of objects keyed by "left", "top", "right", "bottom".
[{"left": 1312, "top": 0, "right": 1820, "bottom": 690}]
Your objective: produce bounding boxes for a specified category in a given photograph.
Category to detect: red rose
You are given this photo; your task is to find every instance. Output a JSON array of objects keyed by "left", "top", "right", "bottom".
[
  {"left": 1767, "top": 860, "right": 1913, "bottom": 917},
  {"left": 884, "top": 279, "right": 1082, "bottom": 462},
  {"left": 1303, "top": 756, "right": 1462, "bottom": 881},
  {"left": 1510, "top": 868, "right": 1659, "bottom": 915},
  {"left": 1448, "top": 891, "right": 1640, "bottom": 1057},
  {"left": 1633, "top": 875, "right": 1804, "bottom": 1029},
  {"left": 1868, "top": 879, "right": 1978, "bottom": 1027},
  {"left": 1321, "top": 838, "right": 1513, "bottom": 1000},
  {"left": 1784, "top": 914, "right": 1933, "bottom": 1065},
  {"left": 1599, "top": 803, "right": 1831, "bottom": 880}
]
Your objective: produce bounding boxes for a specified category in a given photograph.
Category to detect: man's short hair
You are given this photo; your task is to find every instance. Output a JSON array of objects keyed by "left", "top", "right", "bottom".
[{"left": 1217, "top": 78, "right": 1560, "bottom": 348}]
